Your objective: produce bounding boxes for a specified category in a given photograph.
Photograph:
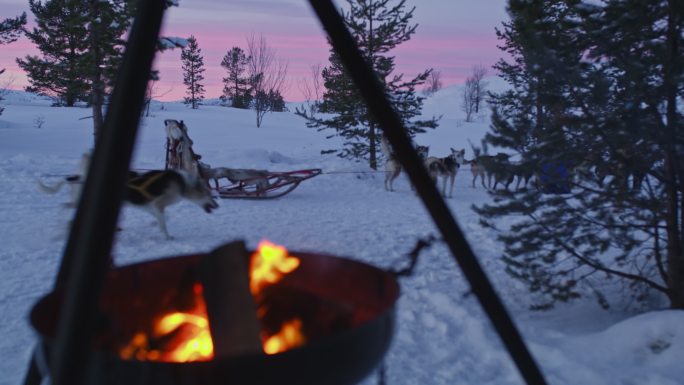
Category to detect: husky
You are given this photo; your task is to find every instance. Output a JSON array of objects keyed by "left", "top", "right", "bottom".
[
  {"left": 200, "top": 165, "right": 271, "bottom": 192},
  {"left": 424, "top": 148, "right": 466, "bottom": 198},
  {"left": 164, "top": 119, "right": 200, "bottom": 176},
  {"left": 466, "top": 157, "right": 488, "bottom": 189},
  {"left": 125, "top": 170, "right": 219, "bottom": 239},
  {"left": 467, "top": 153, "right": 532, "bottom": 190},
  {"left": 37, "top": 152, "right": 91, "bottom": 207},
  {"left": 380, "top": 134, "right": 429, "bottom": 192}
]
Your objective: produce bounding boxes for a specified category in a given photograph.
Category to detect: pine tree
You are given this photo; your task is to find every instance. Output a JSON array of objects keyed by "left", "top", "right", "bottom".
[
  {"left": 0, "top": 12, "right": 26, "bottom": 117},
  {"left": 17, "top": 0, "right": 131, "bottom": 110},
  {"left": 17, "top": 0, "right": 90, "bottom": 106},
  {"left": 181, "top": 35, "right": 205, "bottom": 109},
  {"left": 85, "top": 0, "right": 134, "bottom": 141},
  {"left": 295, "top": 0, "right": 438, "bottom": 169},
  {"left": 220, "top": 47, "right": 252, "bottom": 109},
  {"left": 0, "top": 13, "right": 26, "bottom": 45},
  {"left": 476, "top": 0, "right": 684, "bottom": 310}
]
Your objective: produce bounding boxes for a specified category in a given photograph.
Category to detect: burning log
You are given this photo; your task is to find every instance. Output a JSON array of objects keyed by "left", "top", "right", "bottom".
[{"left": 198, "top": 240, "right": 262, "bottom": 357}]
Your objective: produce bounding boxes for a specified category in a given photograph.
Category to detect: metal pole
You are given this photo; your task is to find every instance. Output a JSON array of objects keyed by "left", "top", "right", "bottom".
[
  {"left": 305, "top": 2, "right": 548, "bottom": 384},
  {"left": 47, "top": 1, "right": 167, "bottom": 385}
]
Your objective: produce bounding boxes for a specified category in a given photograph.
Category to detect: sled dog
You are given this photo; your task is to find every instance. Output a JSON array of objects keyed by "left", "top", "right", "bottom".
[
  {"left": 201, "top": 165, "right": 271, "bottom": 192},
  {"left": 37, "top": 152, "right": 91, "bottom": 207},
  {"left": 164, "top": 119, "right": 201, "bottom": 176},
  {"left": 380, "top": 134, "right": 429, "bottom": 192},
  {"left": 469, "top": 153, "right": 534, "bottom": 191},
  {"left": 126, "top": 170, "right": 219, "bottom": 239},
  {"left": 424, "top": 148, "right": 466, "bottom": 198}
]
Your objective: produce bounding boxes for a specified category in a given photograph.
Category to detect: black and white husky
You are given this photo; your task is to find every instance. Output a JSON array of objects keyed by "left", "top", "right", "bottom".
[
  {"left": 126, "top": 170, "right": 219, "bottom": 239},
  {"left": 380, "top": 134, "right": 429, "bottom": 192},
  {"left": 424, "top": 148, "right": 466, "bottom": 198}
]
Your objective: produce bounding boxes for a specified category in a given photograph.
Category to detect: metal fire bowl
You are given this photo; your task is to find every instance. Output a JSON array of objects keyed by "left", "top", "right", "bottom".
[{"left": 31, "top": 251, "right": 400, "bottom": 385}]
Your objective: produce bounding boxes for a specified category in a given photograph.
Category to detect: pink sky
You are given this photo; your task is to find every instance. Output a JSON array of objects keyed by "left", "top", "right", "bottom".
[{"left": 1, "top": 0, "right": 508, "bottom": 102}]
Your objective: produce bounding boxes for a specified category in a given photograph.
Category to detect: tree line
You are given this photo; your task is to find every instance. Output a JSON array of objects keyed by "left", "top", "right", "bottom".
[
  {"left": 3, "top": 0, "right": 443, "bottom": 163},
  {"left": 180, "top": 34, "right": 288, "bottom": 128},
  {"left": 4, "top": 0, "right": 288, "bottom": 134}
]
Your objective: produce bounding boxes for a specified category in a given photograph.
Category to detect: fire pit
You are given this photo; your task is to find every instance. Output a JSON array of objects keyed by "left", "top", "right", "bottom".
[{"left": 31, "top": 242, "right": 399, "bottom": 385}]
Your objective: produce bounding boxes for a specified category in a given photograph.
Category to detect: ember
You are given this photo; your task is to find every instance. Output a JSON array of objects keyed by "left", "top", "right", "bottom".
[{"left": 119, "top": 240, "right": 305, "bottom": 362}]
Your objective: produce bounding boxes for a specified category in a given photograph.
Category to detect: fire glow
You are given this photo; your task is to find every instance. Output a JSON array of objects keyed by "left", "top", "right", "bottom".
[{"left": 119, "top": 241, "right": 305, "bottom": 362}]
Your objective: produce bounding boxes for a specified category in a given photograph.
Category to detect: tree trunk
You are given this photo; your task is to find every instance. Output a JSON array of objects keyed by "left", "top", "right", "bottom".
[
  {"left": 664, "top": 0, "right": 684, "bottom": 309},
  {"left": 369, "top": 121, "right": 377, "bottom": 170},
  {"left": 89, "top": 0, "right": 104, "bottom": 144},
  {"left": 367, "top": 0, "right": 377, "bottom": 171}
]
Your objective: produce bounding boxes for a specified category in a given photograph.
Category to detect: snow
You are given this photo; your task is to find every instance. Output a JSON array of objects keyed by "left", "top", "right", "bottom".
[
  {"left": 1, "top": 84, "right": 683, "bottom": 385},
  {"left": 158, "top": 36, "right": 189, "bottom": 50}
]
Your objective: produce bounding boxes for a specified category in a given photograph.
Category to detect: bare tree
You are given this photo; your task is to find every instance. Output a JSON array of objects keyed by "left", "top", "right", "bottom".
[
  {"left": 246, "top": 34, "right": 288, "bottom": 127},
  {"left": 143, "top": 76, "right": 174, "bottom": 117},
  {"left": 462, "top": 77, "right": 477, "bottom": 122},
  {"left": 297, "top": 63, "right": 323, "bottom": 116},
  {"left": 423, "top": 70, "right": 442, "bottom": 95},
  {"left": 462, "top": 65, "right": 489, "bottom": 122},
  {"left": 471, "top": 64, "right": 488, "bottom": 113}
]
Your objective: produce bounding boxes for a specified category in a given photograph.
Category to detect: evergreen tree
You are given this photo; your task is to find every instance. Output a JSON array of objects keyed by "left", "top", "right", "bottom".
[
  {"left": 0, "top": 12, "right": 27, "bottom": 117},
  {"left": 220, "top": 47, "right": 252, "bottom": 109},
  {"left": 17, "top": 0, "right": 90, "bottom": 106},
  {"left": 85, "top": 0, "right": 134, "bottom": 140},
  {"left": 295, "top": 0, "right": 438, "bottom": 169},
  {"left": 181, "top": 35, "right": 205, "bottom": 109},
  {"left": 0, "top": 13, "right": 26, "bottom": 45},
  {"left": 476, "top": 0, "right": 684, "bottom": 310},
  {"left": 17, "top": 0, "right": 132, "bottom": 110},
  {"left": 255, "top": 89, "right": 285, "bottom": 113}
]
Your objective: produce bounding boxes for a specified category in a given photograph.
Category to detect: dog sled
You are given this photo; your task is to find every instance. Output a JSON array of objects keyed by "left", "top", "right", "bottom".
[
  {"left": 163, "top": 119, "right": 321, "bottom": 199},
  {"left": 212, "top": 168, "right": 322, "bottom": 199}
]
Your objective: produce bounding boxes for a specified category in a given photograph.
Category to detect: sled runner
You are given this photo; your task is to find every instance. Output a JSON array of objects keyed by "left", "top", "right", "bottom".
[{"left": 213, "top": 168, "right": 322, "bottom": 199}]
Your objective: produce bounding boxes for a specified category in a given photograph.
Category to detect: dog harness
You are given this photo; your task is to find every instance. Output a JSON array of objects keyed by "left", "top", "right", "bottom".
[{"left": 127, "top": 171, "right": 173, "bottom": 202}]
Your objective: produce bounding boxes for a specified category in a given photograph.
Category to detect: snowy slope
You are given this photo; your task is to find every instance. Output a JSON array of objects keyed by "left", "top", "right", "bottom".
[{"left": 1, "top": 85, "right": 683, "bottom": 385}]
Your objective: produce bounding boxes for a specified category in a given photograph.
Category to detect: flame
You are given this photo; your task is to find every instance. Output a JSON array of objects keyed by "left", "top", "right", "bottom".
[
  {"left": 263, "top": 319, "right": 306, "bottom": 354},
  {"left": 250, "top": 240, "right": 301, "bottom": 294},
  {"left": 119, "top": 241, "right": 305, "bottom": 362},
  {"left": 119, "top": 283, "right": 214, "bottom": 362}
]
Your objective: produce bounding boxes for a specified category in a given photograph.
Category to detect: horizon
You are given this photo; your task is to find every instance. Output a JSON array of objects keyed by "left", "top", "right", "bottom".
[{"left": 0, "top": 0, "right": 509, "bottom": 102}]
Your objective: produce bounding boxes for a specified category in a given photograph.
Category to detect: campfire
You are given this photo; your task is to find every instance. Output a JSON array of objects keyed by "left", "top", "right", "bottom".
[
  {"left": 118, "top": 240, "right": 306, "bottom": 362},
  {"left": 31, "top": 240, "right": 399, "bottom": 385}
]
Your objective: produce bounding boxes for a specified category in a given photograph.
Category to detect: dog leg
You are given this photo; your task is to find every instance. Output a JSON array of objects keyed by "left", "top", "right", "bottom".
[
  {"left": 149, "top": 205, "right": 173, "bottom": 240},
  {"left": 448, "top": 174, "right": 455, "bottom": 197},
  {"left": 385, "top": 168, "right": 399, "bottom": 192}
]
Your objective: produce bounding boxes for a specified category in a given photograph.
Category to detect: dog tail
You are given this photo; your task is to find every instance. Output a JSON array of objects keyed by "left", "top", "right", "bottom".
[{"left": 37, "top": 179, "right": 65, "bottom": 194}]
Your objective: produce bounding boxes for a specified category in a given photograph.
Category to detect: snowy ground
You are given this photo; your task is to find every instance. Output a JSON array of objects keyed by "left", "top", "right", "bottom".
[{"left": 1, "top": 86, "right": 683, "bottom": 385}]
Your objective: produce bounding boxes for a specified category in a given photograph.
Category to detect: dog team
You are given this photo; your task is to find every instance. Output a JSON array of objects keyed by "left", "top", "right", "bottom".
[
  {"left": 38, "top": 120, "right": 535, "bottom": 239},
  {"left": 381, "top": 134, "right": 533, "bottom": 197}
]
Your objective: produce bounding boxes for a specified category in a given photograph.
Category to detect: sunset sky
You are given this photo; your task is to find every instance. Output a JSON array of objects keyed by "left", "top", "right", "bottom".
[{"left": 1, "top": 0, "right": 509, "bottom": 102}]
